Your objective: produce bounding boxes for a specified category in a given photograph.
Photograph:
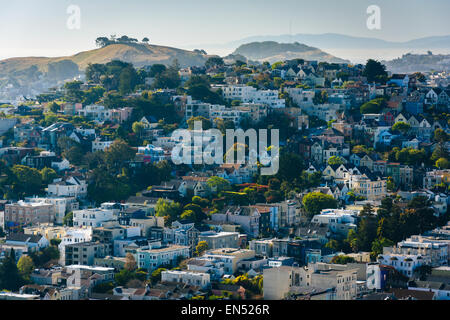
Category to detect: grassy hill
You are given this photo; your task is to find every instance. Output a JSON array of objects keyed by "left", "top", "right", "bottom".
[
  {"left": 0, "top": 43, "right": 210, "bottom": 77},
  {"left": 232, "top": 41, "right": 350, "bottom": 64}
]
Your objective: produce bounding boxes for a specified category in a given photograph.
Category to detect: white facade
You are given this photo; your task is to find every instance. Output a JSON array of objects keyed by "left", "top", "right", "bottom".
[
  {"left": 285, "top": 88, "right": 315, "bottom": 108},
  {"left": 135, "top": 244, "right": 190, "bottom": 271},
  {"left": 301, "top": 103, "right": 342, "bottom": 122},
  {"left": 76, "top": 105, "right": 112, "bottom": 122},
  {"left": 58, "top": 227, "right": 93, "bottom": 265},
  {"left": 312, "top": 209, "right": 359, "bottom": 226},
  {"left": 0, "top": 210, "right": 4, "bottom": 231},
  {"left": 202, "top": 248, "right": 256, "bottom": 275},
  {"left": 392, "top": 237, "right": 449, "bottom": 267},
  {"left": 73, "top": 208, "right": 116, "bottom": 228},
  {"left": 47, "top": 177, "right": 87, "bottom": 199},
  {"left": 198, "top": 231, "right": 239, "bottom": 250},
  {"left": 25, "top": 196, "right": 78, "bottom": 225},
  {"left": 161, "top": 270, "right": 210, "bottom": 288},
  {"left": 92, "top": 139, "right": 113, "bottom": 152},
  {"left": 378, "top": 253, "right": 429, "bottom": 278},
  {"left": 221, "top": 85, "right": 285, "bottom": 109}
]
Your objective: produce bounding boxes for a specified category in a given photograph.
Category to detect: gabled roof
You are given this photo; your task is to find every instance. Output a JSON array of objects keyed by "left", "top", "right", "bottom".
[
  {"left": 6, "top": 233, "right": 43, "bottom": 243},
  {"left": 388, "top": 288, "right": 435, "bottom": 301}
]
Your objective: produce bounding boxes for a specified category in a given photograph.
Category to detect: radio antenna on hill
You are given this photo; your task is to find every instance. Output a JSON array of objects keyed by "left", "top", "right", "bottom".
[{"left": 289, "top": 20, "right": 293, "bottom": 43}]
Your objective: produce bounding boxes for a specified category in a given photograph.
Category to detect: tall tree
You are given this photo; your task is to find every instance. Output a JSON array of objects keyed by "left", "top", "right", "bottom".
[
  {"left": 0, "top": 249, "right": 24, "bottom": 291},
  {"left": 363, "top": 59, "right": 388, "bottom": 83}
]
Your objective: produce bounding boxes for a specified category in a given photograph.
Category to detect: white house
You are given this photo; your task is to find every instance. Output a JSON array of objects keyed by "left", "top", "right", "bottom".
[
  {"left": 73, "top": 208, "right": 116, "bottom": 228},
  {"left": 51, "top": 159, "right": 70, "bottom": 172},
  {"left": 58, "top": 227, "right": 93, "bottom": 265},
  {"left": 47, "top": 177, "right": 87, "bottom": 199},
  {"left": 378, "top": 253, "right": 429, "bottom": 278},
  {"left": 134, "top": 244, "right": 190, "bottom": 271},
  {"left": 220, "top": 85, "right": 285, "bottom": 109},
  {"left": 92, "top": 139, "right": 113, "bottom": 152},
  {"left": 161, "top": 270, "right": 210, "bottom": 288},
  {"left": 25, "top": 196, "right": 78, "bottom": 225}
]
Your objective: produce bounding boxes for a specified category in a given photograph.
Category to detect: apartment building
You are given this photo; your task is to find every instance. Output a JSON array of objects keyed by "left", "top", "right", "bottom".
[
  {"left": 25, "top": 196, "right": 78, "bottom": 225},
  {"left": 134, "top": 244, "right": 190, "bottom": 271},
  {"left": 198, "top": 231, "right": 240, "bottom": 250},
  {"left": 263, "top": 263, "right": 358, "bottom": 300},
  {"left": 161, "top": 270, "right": 210, "bottom": 289},
  {"left": 377, "top": 253, "right": 429, "bottom": 278},
  {"left": 64, "top": 242, "right": 107, "bottom": 266},
  {"left": 4, "top": 201, "right": 55, "bottom": 229},
  {"left": 47, "top": 176, "right": 87, "bottom": 199},
  {"left": 202, "top": 248, "right": 256, "bottom": 275},
  {"left": 220, "top": 85, "right": 285, "bottom": 109},
  {"left": 385, "top": 237, "right": 449, "bottom": 267},
  {"left": 73, "top": 208, "right": 116, "bottom": 228}
]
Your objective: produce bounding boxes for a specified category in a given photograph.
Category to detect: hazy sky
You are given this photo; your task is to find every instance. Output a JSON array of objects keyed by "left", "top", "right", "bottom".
[{"left": 1, "top": 0, "right": 449, "bottom": 60}]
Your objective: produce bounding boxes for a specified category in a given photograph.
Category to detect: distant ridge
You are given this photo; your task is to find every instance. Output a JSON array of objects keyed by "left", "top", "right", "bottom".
[{"left": 203, "top": 33, "right": 450, "bottom": 51}]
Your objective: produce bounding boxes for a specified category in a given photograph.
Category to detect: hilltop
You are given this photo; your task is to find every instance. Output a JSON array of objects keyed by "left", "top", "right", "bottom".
[
  {"left": 232, "top": 41, "right": 350, "bottom": 64},
  {"left": 382, "top": 52, "right": 450, "bottom": 73},
  {"left": 0, "top": 43, "right": 210, "bottom": 77},
  {"left": 0, "top": 42, "right": 212, "bottom": 102}
]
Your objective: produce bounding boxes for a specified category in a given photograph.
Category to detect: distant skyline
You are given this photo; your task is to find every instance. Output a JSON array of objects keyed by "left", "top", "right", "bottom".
[{"left": 1, "top": 0, "right": 450, "bottom": 60}]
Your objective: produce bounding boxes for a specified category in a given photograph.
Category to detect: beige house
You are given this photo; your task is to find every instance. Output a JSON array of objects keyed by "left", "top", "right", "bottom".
[
  {"left": 263, "top": 263, "right": 358, "bottom": 300},
  {"left": 198, "top": 232, "right": 240, "bottom": 250},
  {"left": 5, "top": 201, "right": 55, "bottom": 229}
]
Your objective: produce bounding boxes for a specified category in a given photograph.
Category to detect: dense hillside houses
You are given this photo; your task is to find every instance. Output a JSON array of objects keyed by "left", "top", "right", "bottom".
[{"left": 0, "top": 52, "right": 450, "bottom": 302}]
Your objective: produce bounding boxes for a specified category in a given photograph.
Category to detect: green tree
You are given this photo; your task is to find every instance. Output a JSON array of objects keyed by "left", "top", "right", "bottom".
[
  {"left": 104, "top": 139, "right": 136, "bottom": 171},
  {"left": 325, "top": 239, "right": 341, "bottom": 251},
  {"left": 40, "top": 167, "right": 58, "bottom": 185},
  {"left": 330, "top": 255, "right": 355, "bottom": 264},
  {"left": 150, "top": 268, "right": 167, "bottom": 285},
  {"left": 436, "top": 157, "right": 450, "bottom": 169},
  {"left": 11, "top": 165, "right": 43, "bottom": 197},
  {"left": 132, "top": 121, "right": 145, "bottom": 137},
  {"left": 392, "top": 122, "right": 411, "bottom": 135},
  {"left": 205, "top": 57, "right": 224, "bottom": 69},
  {"left": 153, "top": 60, "right": 181, "bottom": 89},
  {"left": 434, "top": 129, "right": 449, "bottom": 143},
  {"left": 206, "top": 176, "right": 230, "bottom": 194},
  {"left": 187, "top": 116, "right": 212, "bottom": 130},
  {"left": 155, "top": 199, "right": 182, "bottom": 224},
  {"left": 63, "top": 145, "right": 84, "bottom": 166},
  {"left": 302, "top": 192, "right": 338, "bottom": 219},
  {"left": 63, "top": 212, "right": 74, "bottom": 227},
  {"left": 356, "top": 205, "right": 378, "bottom": 252},
  {"left": 182, "top": 203, "right": 207, "bottom": 224},
  {"left": 371, "top": 238, "right": 394, "bottom": 259},
  {"left": 313, "top": 90, "right": 328, "bottom": 105},
  {"left": 115, "top": 269, "right": 136, "bottom": 286},
  {"left": 0, "top": 249, "right": 24, "bottom": 291},
  {"left": 363, "top": 59, "right": 388, "bottom": 83},
  {"left": 431, "top": 144, "right": 449, "bottom": 162},
  {"left": 124, "top": 253, "right": 137, "bottom": 271},
  {"left": 195, "top": 241, "right": 209, "bottom": 256},
  {"left": 48, "top": 102, "right": 60, "bottom": 113},
  {"left": 119, "top": 66, "right": 138, "bottom": 95},
  {"left": 360, "top": 98, "right": 387, "bottom": 114},
  {"left": 346, "top": 229, "right": 359, "bottom": 253},
  {"left": 17, "top": 255, "right": 35, "bottom": 280},
  {"left": 149, "top": 64, "right": 167, "bottom": 77},
  {"left": 328, "top": 156, "right": 345, "bottom": 166},
  {"left": 50, "top": 239, "right": 61, "bottom": 246}
]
